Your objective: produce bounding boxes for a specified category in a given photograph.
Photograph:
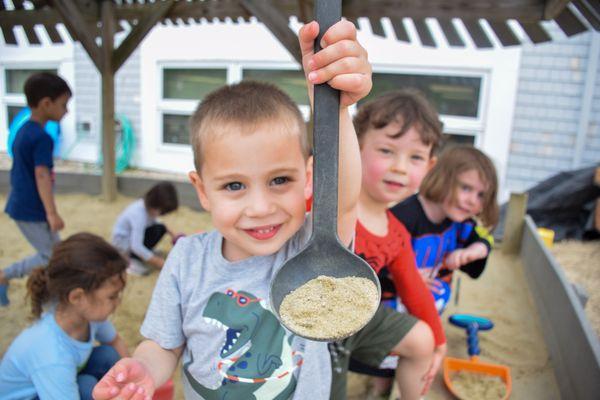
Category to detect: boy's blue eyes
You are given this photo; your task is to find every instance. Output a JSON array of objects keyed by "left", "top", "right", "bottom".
[
  {"left": 225, "top": 182, "right": 245, "bottom": 191},
  {"left": 223, "top": 177, "right": 289, "bottom": 191},
  {"left": 271, "top": 176, "right": 289, "bottom": 185}
]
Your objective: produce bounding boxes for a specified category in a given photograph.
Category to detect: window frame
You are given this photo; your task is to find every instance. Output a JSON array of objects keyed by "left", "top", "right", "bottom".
[
  {"left": 157, "top": 62, "right": 230, "bottom": 151},
  {"left": 1, "top": 65, "right": 60, "bottom": 131},
  {"left": 369, "top": 65, "right": 490, "bottom": 147}
]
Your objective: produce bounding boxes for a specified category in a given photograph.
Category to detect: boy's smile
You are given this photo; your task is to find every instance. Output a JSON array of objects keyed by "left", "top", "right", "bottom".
[{"left": 190, "top": 121, "right": 312, "bottom": 262}]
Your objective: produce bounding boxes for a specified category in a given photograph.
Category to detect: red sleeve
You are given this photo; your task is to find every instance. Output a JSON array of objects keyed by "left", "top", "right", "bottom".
[{"left": 390, "top": 224, "right": 446, "bottom": 346}]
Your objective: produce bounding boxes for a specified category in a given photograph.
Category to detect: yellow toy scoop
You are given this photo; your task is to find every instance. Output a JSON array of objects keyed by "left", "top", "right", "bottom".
[{"left": 443, "top": 314, "right": 512, "bottom": 400}]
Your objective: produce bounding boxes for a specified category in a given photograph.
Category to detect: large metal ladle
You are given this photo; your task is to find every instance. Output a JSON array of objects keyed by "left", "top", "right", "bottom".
[{"left": 269, "top": 0, "right": 381, "bottom": 342}]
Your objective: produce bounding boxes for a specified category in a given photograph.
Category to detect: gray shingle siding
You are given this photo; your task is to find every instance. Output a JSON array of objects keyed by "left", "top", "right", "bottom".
[{"left": 506, "top": 24, "right": 599, "bottom": 194}]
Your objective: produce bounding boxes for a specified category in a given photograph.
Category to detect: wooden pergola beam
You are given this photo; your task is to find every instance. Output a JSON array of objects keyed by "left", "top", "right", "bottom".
[
  {"left": 545, "top": 0, "right": 572, "bottom": 19},
  {"left": 113, "top": 0, "right": 175, "bottom": 72},
  {"left": 52, "top": 0, "right": 102, "bottom": 70},
  {"left": 101, "top": 0, "right": 117, "bottom": 201},
  {"left": 240, "top": 0, "right": 302, "bottom": 64}
]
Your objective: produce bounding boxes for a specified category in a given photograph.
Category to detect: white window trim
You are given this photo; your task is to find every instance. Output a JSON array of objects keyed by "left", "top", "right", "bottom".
[{"left": 0, "top": 61, "right": 75, "bottom": 154}]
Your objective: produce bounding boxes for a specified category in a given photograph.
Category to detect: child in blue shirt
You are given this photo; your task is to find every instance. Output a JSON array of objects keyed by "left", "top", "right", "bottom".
[
  {"left": 391, "top": 146, "right": 499, "bottom": 313},
  {"left": 0, "top": 72, "right": 72, "bottom": 306},
  {"left": 0, "top": 233, "right": 129, "bottom": 400}
]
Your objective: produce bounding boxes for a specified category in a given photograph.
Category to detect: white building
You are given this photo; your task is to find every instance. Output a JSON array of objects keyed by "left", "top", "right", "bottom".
[{"left": 1, "top": 18, "right": 598, "bottom": 201}]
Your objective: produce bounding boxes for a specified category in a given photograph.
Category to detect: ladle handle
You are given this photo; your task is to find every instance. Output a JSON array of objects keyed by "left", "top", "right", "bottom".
[{"left": 311, "top": 0, "right": 342, "bottom": 242}]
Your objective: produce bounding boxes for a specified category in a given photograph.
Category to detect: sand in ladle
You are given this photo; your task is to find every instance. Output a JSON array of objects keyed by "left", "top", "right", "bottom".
[{"left": 280, "top": 275, "right": 378, "bottom": 340}]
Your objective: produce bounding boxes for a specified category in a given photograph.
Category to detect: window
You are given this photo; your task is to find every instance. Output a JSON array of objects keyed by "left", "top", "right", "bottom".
[
  {"left": 364, "top": 72, "right": 482, "bottom": 118},
  {"left": 242, "top": 69, "right": 309, "bottom": 106},
  {"left": 160, "top": 67, "right": 227, "bottom": 146},
  {"left": 3, "top": 68, "right": 59, "bottom": 129},
  {"left": 163, "top": 68, "right": 227, "bottom": 100},
  {"left": 5, "top": 69, "right": 57, "bottom": 95},
  {"left": 7, "top": 105, "right": 22, "bottom": 127},
  {"left": 441, "top": 133, "right": 475, "bottom": 150},
  {"left": 162, "top": 114, "right": 190, "bottom": 145}
]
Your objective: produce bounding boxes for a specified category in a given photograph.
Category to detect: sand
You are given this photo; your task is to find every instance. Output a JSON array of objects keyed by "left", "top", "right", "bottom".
[
  {"left": 280, "top": 275, "right": 378, "bottom": 340},
  {"left": 3, "top": 192, "right": 594, "bottom": 399},
  {"left": 550, "top": 240, "right": 600, "bottom": 337}
]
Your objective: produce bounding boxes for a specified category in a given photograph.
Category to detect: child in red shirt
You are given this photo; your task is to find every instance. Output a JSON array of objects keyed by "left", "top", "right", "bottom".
[{"left": 350, "top": 90, "right": 446, "bottom": 399}]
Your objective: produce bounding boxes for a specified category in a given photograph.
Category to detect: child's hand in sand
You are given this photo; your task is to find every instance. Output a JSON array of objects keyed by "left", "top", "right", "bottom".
[
  {"left": 92, "top": 358, "right": 154, "bottom": 400},
  {"left": 299, "top": 19, "right": 372, "bottom": 108},
  {"left": 445, "top": 243, "right": 488, "bottom": 270}
]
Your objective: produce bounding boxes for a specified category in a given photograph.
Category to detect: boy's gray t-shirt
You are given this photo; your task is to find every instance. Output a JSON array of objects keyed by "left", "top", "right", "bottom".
[{"left": 141, "top": 218, "right": 332, "bottom": 400}]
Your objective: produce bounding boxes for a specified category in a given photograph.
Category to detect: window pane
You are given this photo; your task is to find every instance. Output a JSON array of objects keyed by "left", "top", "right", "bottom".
[
  {"left": 363, "top": 73, "right": 481, "bottom": 118},
  {"left": 243, "top": 69, "right": 309, "bottom": 105},
  {"left": 163, "top": 114, "right": 190, "bottom": 145},
  {"left": 163, "top": 69, "right": 227, "bottom": 100},
  {"left": 5, "top": 69, "right": 57, "bottom": 94},
  {"left": 7, "top": 105, "right": 23, "bottom": 128},
  {"left": 441, "top": 133, "right": 475, "bottom": 151}
]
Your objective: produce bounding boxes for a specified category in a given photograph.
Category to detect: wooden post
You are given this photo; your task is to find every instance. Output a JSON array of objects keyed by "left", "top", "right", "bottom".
[
  {"left": 502, "top": 192, "right": 528, "bottom": 254},
  {"left": 101, "top": 0, "right": 116, "bottom": 201}
]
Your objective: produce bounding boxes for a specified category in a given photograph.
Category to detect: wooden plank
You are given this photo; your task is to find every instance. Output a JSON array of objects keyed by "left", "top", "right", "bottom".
[
  {"left": 544, "top": 0, "right": 571, "bottom": 19},
  {"left": 101, "top": 0, "right": 117, "bottom": 202},
  {"left": 0, "top": 9, "right": 61, "bottom": 25},
  {"left": 554, "top": 6, "right": 588, "bottom": 36},
  {"left": 44, "top": 24, "right": 63, "bottom": 43},
  {"left": 11, "top": 0, "right": 24, "bottom": 9},
  {"left": 0, "top": 26, "right": 17, "bottom": 44},
  {"left": 369, "top": 16, "right": 385, "bottom": 37},
  {"left": 22, "top": 24, "right": 41, "bottom": 45},
  {"left": 518, "top": 21, "right": 552, "bottom": 43},
  {"left": 487, "top": 20, "right": 521, "bottom": 46},
  {"left": 573, "top": 0, "right": 600, "bottom": 31},
  {"left": 53, "top": 0, "right": 101, "bottom": 70},
  {"left": 114, "top": 0, "right": 547, "bottom": 24},
  {"left": 390, "top": 17, "right": 410, "bottom": 42},
  {"left": 340, "top": 0, "right": 545, "bottom": 23},
  {"left": 594, "top": 167, "right": 600, "bottom": 186},
  {"left": 413, "top": 18, "right": 436, "bottom": 47},
  {"left": 113, "top": 0, "right": 175, "bottom": 72},
  {"left": 437, "top": 18, "right": 465, "bottom": 47},
  {"left": 241, "top": 0, "right": 302, "bottom": 64},
  {"left": 520, "top": 216, "right": 600, "bottom": 399},
  {"left": 502, "top": 192, "right": 528, "bottom": 254},
  {"left": 462, "top": 19, "right": 493, "bottom": 48}
]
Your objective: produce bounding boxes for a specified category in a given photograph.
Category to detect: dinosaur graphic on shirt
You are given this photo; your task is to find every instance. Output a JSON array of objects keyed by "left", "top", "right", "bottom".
[{"left": 183, "top": 289, "right": 299, "bottom": 399}]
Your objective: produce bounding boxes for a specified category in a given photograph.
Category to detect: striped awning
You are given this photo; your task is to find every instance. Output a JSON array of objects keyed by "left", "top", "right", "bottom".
[{"left": 0, "top": 0, "right": 598, "bottom": 48}]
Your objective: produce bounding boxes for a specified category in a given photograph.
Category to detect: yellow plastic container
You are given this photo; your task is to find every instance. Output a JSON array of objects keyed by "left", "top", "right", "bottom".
[{"left": 537, "top": 228, "right": 555, "bottom": 248}]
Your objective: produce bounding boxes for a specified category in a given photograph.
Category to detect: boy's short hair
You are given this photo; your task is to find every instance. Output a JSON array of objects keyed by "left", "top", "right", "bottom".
[
  {"left": 420, "top": 146, "right": 499, "bottom": 227},
  {"left": 353, "top": 89, "right": 443, "bottom": 155},
  {"left": 144, "top": 181, "right": 179, "bottom": 215},
  {"left": 189, "top": 80, "right": 309, "bottom": 171},
  {"left": 24, "top": 72, "right": 72, "bottom": 108}
]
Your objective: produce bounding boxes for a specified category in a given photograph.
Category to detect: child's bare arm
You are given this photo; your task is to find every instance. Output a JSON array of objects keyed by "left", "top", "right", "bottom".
[
  {"left": 299, "top": 20, "right": 372, "bottom": 245},
  {"left": 93, "top": 340, "right": 182, "bottom": 400},
  {"left": 445, "top": 242, "right": 489, "bottom": 270},
  {"left": 34, "top": 165, "right": 64, "bottom": 232}
]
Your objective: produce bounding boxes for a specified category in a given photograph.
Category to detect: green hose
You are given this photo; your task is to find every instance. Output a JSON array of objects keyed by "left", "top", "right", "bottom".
[{"left": 96, "top": 114, "right": 135, "bottom": 174}]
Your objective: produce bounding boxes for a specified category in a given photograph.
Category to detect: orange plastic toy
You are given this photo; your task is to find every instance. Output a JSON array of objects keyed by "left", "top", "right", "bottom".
[
  {"left": 443, "top": 314, "right": 512, "bottom": 400},
  {"left": 152, "top": 379, "right": 174, "bottom": 400}
]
